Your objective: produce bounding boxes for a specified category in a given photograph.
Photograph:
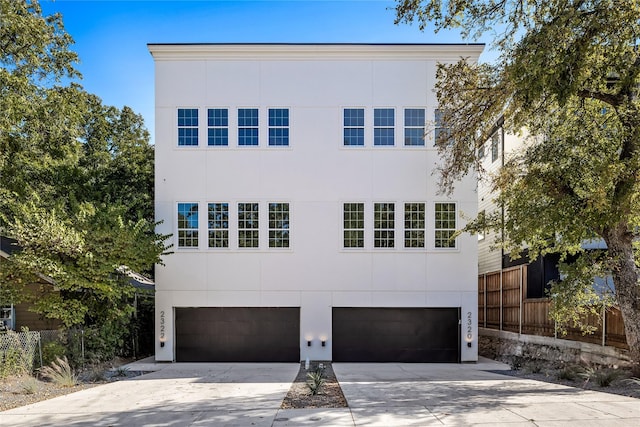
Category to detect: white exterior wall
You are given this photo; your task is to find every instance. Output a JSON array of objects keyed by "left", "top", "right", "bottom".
[{"left": 150, "top": 44, "right": 482, "bottom": 362}]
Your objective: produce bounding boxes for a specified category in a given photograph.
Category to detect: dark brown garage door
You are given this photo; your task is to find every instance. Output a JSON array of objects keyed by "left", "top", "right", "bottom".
[
  {"left": 332, "top": 307, "right": 460, "bottom": 362},
  {"left": 175, "top": 307, "right": 300, "bottom": 362}
]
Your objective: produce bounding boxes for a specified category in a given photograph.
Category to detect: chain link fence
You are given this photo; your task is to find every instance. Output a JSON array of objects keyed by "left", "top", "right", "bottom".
[{"left": 0, "top": 330, "right": 40, "bottom": 377}]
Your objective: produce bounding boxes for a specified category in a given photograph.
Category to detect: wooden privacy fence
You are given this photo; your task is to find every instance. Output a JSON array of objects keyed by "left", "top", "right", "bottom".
[{"left": 478, "top": 266, "right": 628, "bottom": 349}]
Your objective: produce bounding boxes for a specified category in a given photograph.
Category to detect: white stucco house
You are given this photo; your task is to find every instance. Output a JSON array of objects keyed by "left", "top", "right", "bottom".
[{"left": 149, "top": 43, "right": 482, "bottom": 363}]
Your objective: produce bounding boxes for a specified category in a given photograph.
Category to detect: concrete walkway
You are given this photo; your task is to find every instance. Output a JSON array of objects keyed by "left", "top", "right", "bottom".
[{"left": 1, "top": 358, "right": 638, "bottom": 426}]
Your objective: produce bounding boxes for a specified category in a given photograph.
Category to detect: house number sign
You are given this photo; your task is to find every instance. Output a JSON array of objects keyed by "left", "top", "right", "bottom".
[
  {"left": 466, "top": 311, "right": 473, "bottom": 341},
  {"left": 160, "top": 310, "right": 166, "bottom": 341}
]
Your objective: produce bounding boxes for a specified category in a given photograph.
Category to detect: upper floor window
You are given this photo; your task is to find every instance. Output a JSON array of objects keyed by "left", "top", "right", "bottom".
[
  {"left": 208, "top": 109, "right": 228, "bottom": 146},
  {"left": 269, "top": 203, "right": 290, "bottom": 248},
  {"left": 374, "top": 202, "right": 395, "bottom": 247},
  {"left": 178, "top": 108, "right": 198, "bottom": 146},
  {"left": 434, "top": 109, "right": 450, "bottom": 146},
  {"left": 268, "top": 108, "right": 290, "bottom": 146},
  {"left": 478, "top": 142, "right": 485, "bottom": 159},
  {"left": 374, "top": 108, "right": 395, "bottom": 146},
  {"left": 177, "top": 202, "right": 199, "bottom": 247},
  {"left": 404, "top": 108, "right": 425, "bottom": 146},
  {"left": 343, "top": 108, "right": 364, "bottom": 146},
  {"left": 238, "top": 202, "right": 259, "bottom": 248},
  {"left": 491, "top": 132, "right": 500, "bottom": 162},
  {"left": 343, "top": 203, "right": 364, "bottom": 248},
  {"left": 208, "top": 203, "right": 229, "bottom": 248},
  {"left": 238, "top": 108, "right": 259, "bottom": 146},
  {"left": 404, "top": 203, "right": 425, "bottom": 248},
  {"left": 435, "top": 202, "right": 456, "bottom": 248}
]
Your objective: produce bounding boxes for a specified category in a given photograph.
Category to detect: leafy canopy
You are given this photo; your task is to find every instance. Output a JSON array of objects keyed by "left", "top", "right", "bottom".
[
  {"left": 0, "top": 0, "right": 169, "bottom": 329},
  {"left": 395, "top": 0, "right": 640, "bottom": 364}
]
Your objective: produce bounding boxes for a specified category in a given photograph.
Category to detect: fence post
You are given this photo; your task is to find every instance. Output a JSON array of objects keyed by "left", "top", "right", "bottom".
[
  {"left": 499, "top": 269, "right": 503, "bottom": 331},
  {"left": 601, "top": 303, "right": 606, "bottom": 347},
  {"left": 519, "top": 265, "right": 523, "bottom": 336},
  {"left": 38, "top": 332, "right": 43, "bottom": 368},
  {"left": 484, "top": 273, "right": 487, "bottom": 328}
]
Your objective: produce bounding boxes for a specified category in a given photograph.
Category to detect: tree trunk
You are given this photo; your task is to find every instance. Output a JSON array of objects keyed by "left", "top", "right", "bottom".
[{"left": 603, "top": 224, "right": 640, "bottom": 372}]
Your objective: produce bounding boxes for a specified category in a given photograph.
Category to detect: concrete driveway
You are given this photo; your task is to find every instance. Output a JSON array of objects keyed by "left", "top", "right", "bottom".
[{"left": 1, "top": 359, "right": 639, "bottom": 426}]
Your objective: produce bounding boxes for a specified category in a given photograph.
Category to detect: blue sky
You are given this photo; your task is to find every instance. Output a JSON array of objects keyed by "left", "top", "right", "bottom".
[{"left": 40, "top": 0, "right": 491, "bottom": 143}]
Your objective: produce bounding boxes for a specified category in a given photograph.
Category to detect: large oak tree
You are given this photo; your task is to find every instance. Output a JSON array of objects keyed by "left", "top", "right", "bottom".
[{"left": 395, "top": 0, "right": 640, "bottom": 368}]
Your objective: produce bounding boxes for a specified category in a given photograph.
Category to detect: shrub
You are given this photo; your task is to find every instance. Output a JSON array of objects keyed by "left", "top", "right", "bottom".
[
  {"left": 41, "top": 341, "right": 66, "bottom": 368},
  {"left": 20, "top": 376, "right": 40, "bottom": 394},
  {"left": 579, "top": 366, "right": 625, "bottom": 388},
  {"left": 556, "top": 364, "right": 582, "bottom": 381},
  {"left": 40, "top": 356, "right": 78, "bottom": 387},
  {"left": 306, "top": 366, "right": 326, "bottom": 396}
]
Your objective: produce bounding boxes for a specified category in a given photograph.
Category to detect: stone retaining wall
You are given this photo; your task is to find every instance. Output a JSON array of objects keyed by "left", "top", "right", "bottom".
[{"left": 480, "top": 327, "right": 631, "bottom": 367}]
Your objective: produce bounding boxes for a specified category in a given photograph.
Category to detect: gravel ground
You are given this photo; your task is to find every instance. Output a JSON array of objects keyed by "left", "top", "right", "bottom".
[{"left": 281, "top": 362, "right": 348, "bottom": 409}]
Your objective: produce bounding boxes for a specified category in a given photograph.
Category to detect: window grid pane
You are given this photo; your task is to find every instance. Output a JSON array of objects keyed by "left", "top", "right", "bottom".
[
  {"left": 269, "top": 203, "right": 290, "bottom": 248},
  {"left": 238, "top": 108, "right": 259, "bottom": 146},
  {"left": 177, "top": 203, "right": 198, "bottom": 247},
  {"left": 343, "top": 108, "right": 364, "bottom": 146},
  {"left": 404, "top": 203, "right": 425, "bottom": 248},
  {"left": 374, "top": 203, "right": 395, "bottom": 248},
  {"left": 178, "top": 108, "right": 198, "bottom": 146},
  {"left": 343, "top": 203, "right": 364, "bottom": 248},
  {"left": 435, "top": 202, "right": 456, "bottom": 248},
  {"left": 268, "top": 108, "right": 290, "bottom": 146},
  {"left": 238, "top": 203, "right": 259, "bottom": 248},
  {"left": 207, "top": 109, "right": 228, "bottom": 146},
  {"left": 208, "top": 203, "right": 229, "bottom": 248},
  {"left": 404, "top": 108, "right": 425, "bottom": 146},
  {"left": 374, "top": 108, "right": 394, "bottom": 146}
]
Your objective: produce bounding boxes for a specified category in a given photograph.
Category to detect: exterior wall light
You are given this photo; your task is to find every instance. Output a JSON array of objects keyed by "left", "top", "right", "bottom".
[
  {"left": 307, "top": 340, "right": 312, "bottom": 347},
  {"left": 321, "top": 340, "right": 326, "bottom": 347}
]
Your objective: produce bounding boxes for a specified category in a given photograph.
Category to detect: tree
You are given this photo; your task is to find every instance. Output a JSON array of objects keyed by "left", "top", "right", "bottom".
[
  {"left": 0, "top": 0, "right": 168, "bottom": 349},
  {"left": 395, "top": 0, "right": 640, "bottom": 369}
]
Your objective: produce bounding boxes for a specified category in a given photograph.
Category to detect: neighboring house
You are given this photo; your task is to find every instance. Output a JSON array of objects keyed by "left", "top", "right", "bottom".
[
  {"left": 0, "top": 236, "right": 61, "bottom": 331},
  {"left": 0, "top": 235, "right": 154, "bottom": 332},
  {"left": 477, "top": 124, "right": 561, "bottom": 299},
  {"left": 149, "top": 43, "right": 483, "bottom": 363}
]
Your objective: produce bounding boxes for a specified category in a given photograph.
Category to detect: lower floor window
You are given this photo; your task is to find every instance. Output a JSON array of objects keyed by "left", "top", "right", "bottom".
[
  {"left": 435, "top": 202, "right": 456, "bottom": 248},
  {"left": 404, "top": 203, "right": 425, "bottom": 248},
  {"left": 177, "top": 202, "right": 199, "bottom": 247},
  {"left": 208, "top": 203, "right": 229, "bottom": 248},
  {"left": 374, "top": 203, "right": 395, "bottom": 248},
  {"left": 343, "top": 203, "right": 364, "bottom": 248},
  {"left": 269, "top": 203, "right": 290, "bottom": 248},
  {"left": 238, "top": 202, "right": 259, "bottom": 248}
]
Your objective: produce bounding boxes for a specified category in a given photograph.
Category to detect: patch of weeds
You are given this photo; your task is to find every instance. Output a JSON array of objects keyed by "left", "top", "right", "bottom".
[
  {"left": 579, "top": 366, "right": 625, "bottom": 388},
  {"left": 306, "top": 365, "right": 326, "bottom": 396},
  {"left": 20, "top": 376, "right": 40, "bottom": 395},
  {"left": 40, "top": 356, "right": 79, "bottom": 387},
  {"left": 556, "top": 364, "right": 582, "bottom": 381}
]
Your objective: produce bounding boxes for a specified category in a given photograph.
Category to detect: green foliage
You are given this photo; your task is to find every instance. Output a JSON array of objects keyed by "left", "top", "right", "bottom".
[
  {"left": 556, "top": 365, "right": 582, "bottom": 382},
  {"left": 40, "top": 356, "right": 78, "bottom": 387},
  {"left": 0, "top": 1, "right": 171, "bottom": 339},
  {"left": 578, "top": 366, "right": 625, "bottom": 388},
  {"left": 41, "top": 341, "right": 66, "bottom": 368},
  {"left": 394, "top": 0, "right": 640, "bottom": 366}
]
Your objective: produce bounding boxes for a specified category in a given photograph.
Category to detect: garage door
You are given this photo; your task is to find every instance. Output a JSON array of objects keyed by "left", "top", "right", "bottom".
[
  {"left": 332, "top": 307, "right": 460, "bottom": 362},
  {"left": 175, "top": 307, "right": 300, "bottom": 362}
]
